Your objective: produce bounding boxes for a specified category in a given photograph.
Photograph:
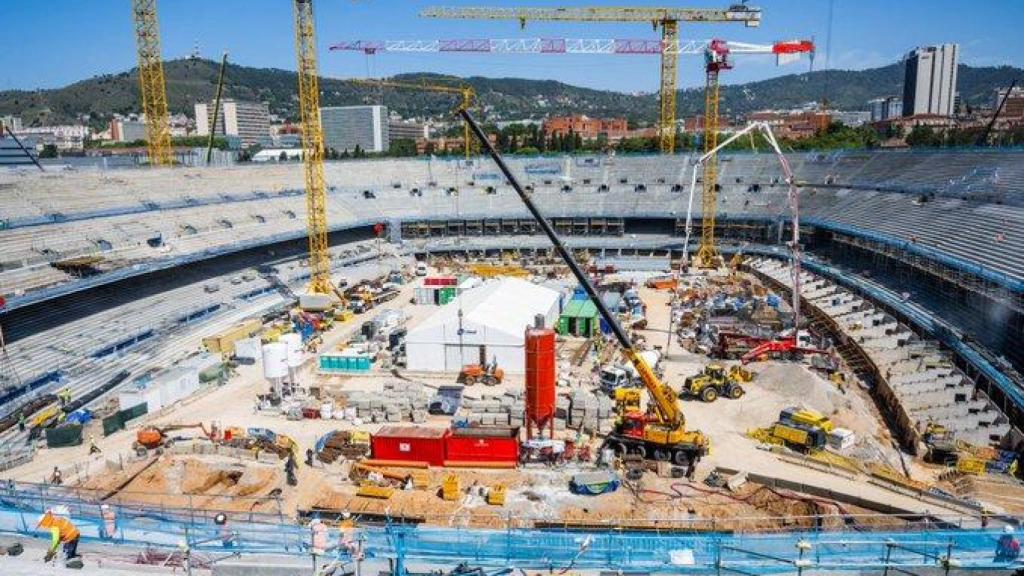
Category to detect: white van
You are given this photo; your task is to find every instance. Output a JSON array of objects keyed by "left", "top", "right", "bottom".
[{"left": 415, "top": 262, "right": 428, "bottom": 276}]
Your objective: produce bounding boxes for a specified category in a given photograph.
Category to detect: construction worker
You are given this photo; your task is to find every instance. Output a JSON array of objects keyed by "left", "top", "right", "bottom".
[
  {"left": 285, "top": 453, "right": 298, "bottom": 486},
  {"left": 100, "top": 504, "right": 117, "bottom": 540},
  {"left": 36, "top": 507, "right": 80, "bottom": 562},
  {"left": 214, "top": 513, "right": 235, "bottom": 548},
  {"left": 996, "top": 525, "right": 1021, "bottom": 562},
  {"left": 17, "top": 410, "right": 25, "bottom": 433},
  {"left": 309, "top": 518, "right": 328, "bottom": 557},
  {"left": 339, "top": 512, "right": 360, "bottom": 559},
  {"left": 58, "top": 388, "right": 71, "bottom": 409},
  {"left": 50, "top": 466, "right": 62, "bottom": 486},
  {"left": 88, "top": 435, "right": 101, "bottom": 455}
]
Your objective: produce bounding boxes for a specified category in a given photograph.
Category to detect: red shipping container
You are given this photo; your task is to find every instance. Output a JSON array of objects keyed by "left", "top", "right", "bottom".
[
  {"left": 423, "top": 276, "right": 458, "bottom": 287},
  {"left": 372, "top": 426, "right": 449, "bottom": 466},
  {"left": 445, "top": 426, "right": 520, "bottom": 464}
]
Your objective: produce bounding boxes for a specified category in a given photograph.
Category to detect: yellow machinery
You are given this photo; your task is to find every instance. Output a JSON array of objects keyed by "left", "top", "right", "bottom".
[
  {"left": 130, "top": 0, "right": 173, "bottom": 166},
  {"left": 468, "top": 263, "right": 529, "bottom": 278},
  {"left": 486, "top": 484, "right": 506, "bottom": 506},
  {"left": 458, "top": 109, "right": 708, "bottom": 465},
  {"left": 682, "top": 364, "right": 747, "bottom": 402},
  {"left": 421, "top": 4, "right": 761, "bottom": 154},
  {"left": 353, "top": 79, "right": 476, "bottom": 159},
  {"left": 292, "top": 0, "right": 336, "bottom": 300},
  {"left": 613, "top": 388, "right": 642, "bottom": 416},
  {"left": 441, "top": 473, "right": 460, "bottom": 501}
]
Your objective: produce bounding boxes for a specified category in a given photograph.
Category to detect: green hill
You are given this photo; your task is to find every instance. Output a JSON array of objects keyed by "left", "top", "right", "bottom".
[{"left": 1, "top": 57, "right": 1019, "bottom": 129}]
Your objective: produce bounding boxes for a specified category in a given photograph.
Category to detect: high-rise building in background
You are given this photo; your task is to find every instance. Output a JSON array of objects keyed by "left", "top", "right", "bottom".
[
  {"left": 195, "top": 99, "right": 271, "bottom": 148},
  {"left": 902, "top": 43, "right": 959, "bottom": 118},
  {"left": 321, "top": 105, "right": 389, "bottom": 153}
]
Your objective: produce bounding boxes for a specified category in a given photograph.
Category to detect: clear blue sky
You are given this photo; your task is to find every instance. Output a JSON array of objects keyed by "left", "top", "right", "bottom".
[{"left": 2, "top": 1, "right": 1021, "bottom": 93}]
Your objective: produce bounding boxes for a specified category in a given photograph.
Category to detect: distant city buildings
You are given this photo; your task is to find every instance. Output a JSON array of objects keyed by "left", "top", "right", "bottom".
[
  {"left": 0, "top": 115, "right": 22, "bottom": 133},
  {"left": 996, "top": 86, "right": 1024, "bottom": 118},
  {"left": 746, "top": 110, "right": 831, "bottom": 139},
  {"left": 388, "top": 119, "right": 431, "bottom": 141},
  {"left": 543, "top": 115, "right": 628, "bottom": 141},
  {"left": 903, "top": 43, "right": 959, "bottom": 117},
  {"left": 831, "top": 110, "right": 871, "bottom": 127},
  {"left": 321, "top": 105, "right": 389, "bottom": 153},
  {"left": 868, "top": 97, "right": 903, "bottom": 122},
  {"left": 195, "top": 99, "right": 271, "bottom": 148},
  {"left": 110, "top": 118, "right": 147, "bottom": 143},
  {"left": 14, "top": 125, "right": 89, "bottom": 152}
]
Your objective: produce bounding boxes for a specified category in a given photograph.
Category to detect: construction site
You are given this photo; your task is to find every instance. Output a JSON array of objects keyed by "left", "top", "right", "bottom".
[{"left": 1, "top": 2, "right": 1024, "bottom": 576}]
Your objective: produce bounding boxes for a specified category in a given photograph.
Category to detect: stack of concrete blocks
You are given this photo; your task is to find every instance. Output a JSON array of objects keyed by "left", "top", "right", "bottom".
[
  {"left": 461, "top": 393, "right": 513, "bottom": 426},
  {"left": 568, "top": 389, "right": 615, "bottom": 435},
  {"left": 340, "top": 382, "right": 429, "bottom": 424},
  {"left": 460, "top": 389, "right": 578, "bottom": 431},
  {"left": 750, "top": 258, "right": 1012, "bottom": 448}
]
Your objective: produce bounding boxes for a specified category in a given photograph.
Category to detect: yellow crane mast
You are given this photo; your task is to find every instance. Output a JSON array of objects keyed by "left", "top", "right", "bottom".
[
  {"left": 694, "top": 45, "right": 726, "bottom": 269},
  {"left": 130, "top": 0, "right": 173, "bottom": 166},
  {"left": 293, "top": 0, "right": 333, "bottom": 298},
  {"left": 421, "top": 4, "right": 762, "bottom": 154},
  {"left": 354, "top": 79, "right": 476, "bottom": 159}
]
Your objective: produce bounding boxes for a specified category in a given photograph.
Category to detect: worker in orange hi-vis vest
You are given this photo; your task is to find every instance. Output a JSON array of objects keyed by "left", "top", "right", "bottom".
[
  {"left": 36, "top": 507, "right": 80, "bottom": 562},
  {"left": 100, "top": 504, "right": 117, "bottom": 540},
  {"left": 339, "top": 512, "right": 362, "bottom": 559}
]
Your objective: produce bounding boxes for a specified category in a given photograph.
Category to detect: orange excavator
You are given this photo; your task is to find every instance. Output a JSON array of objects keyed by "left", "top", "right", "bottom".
[{"left": 135, "top": 423, "right": 214, "bottom": 451}]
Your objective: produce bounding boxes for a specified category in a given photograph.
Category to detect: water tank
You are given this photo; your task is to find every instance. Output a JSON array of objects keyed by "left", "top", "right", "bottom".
[
  {"left": 524, "top": 327, "right": 556, "bottom": 437},
  {"left": 281, "top": 333, "right": 304, "bottom": 368},
  {"left": 261, "top": 342, "right": 288, "bottom": 379}
]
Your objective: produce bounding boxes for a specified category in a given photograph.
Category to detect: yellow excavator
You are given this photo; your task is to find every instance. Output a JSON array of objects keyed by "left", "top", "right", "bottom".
[{"left": 459, "top": 110, "right": 709, "bottom": 466}]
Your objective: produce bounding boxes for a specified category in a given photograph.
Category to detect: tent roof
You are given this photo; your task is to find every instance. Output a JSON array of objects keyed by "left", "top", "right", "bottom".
[
  {"left": 409, "top": 277, "right": 560, "bottom": 340},
  {"left": 562, "top": 299, "right": 599, "bottom": 319}
]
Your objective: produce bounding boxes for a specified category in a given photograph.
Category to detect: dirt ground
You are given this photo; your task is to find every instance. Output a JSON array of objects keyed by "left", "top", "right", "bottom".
[{"left": 7, "top": 266, "right": 998, "bottom": 524}]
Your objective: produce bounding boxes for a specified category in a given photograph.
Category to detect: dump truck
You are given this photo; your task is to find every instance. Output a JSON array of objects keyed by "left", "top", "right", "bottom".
[{"left": 461, "top": 110, "right": 708, "bottom": 466}]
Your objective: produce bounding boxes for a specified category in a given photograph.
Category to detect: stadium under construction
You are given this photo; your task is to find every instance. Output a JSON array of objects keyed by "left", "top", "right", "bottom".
[{"left": 1, "top": 2, "right": 1023, "bottom": 576}]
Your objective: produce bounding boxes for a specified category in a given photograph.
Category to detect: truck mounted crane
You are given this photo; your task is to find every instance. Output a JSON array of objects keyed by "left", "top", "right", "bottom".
[{"left": 459, "top": 108, "right": 709, "bottom": 466}]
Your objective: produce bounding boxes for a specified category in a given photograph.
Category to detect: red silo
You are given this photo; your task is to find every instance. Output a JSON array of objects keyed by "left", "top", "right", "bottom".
[{"left": 524, "top": 326, "right": 557, "bottom": 439}]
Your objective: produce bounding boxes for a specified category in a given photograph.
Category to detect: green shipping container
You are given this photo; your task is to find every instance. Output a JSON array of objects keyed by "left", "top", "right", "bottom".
[
  {"left": 102, "top": 413, "right": 125, "bottom": 436},
  {"left": 119, "top": 402, "right": 149, "bottom": 424},
  {"left": 438, "top": 287, "right": 457, "bottom": 305},
  {"left": 46, "top": 424, "right": 83, "bottom": 448}
]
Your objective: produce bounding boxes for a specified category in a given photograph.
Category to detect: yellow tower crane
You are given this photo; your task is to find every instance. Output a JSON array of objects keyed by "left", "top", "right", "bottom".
[
  {"left": 130, "top": 0, "right": 173, "bottom": 166},
  {"left": 353, "top": 79, "right": 476, "bottom": 159},
  {"left": 292, "top": 0, "right": 334, "bottom": 300},
  {"left": 420, "top": 4, "right": 762, "bottom": 154}
]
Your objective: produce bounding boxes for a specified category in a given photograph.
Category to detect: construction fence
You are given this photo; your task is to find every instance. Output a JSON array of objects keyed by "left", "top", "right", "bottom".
[{"left": 0, "top": 482, "right": 1020, "bottom": 572}]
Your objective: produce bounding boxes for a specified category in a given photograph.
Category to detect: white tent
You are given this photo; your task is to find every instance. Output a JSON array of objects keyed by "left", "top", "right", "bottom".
[{"left": 405, "top": 277, "right": 561, "bottom": 374}]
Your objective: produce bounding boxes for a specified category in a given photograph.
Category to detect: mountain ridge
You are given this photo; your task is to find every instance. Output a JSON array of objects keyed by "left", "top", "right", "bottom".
[{"left": 1, "top": 58, "right": 1020, "bottom": 129}]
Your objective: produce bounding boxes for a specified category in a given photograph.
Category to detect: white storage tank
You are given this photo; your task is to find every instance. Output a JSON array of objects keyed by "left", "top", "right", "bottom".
[
  {"left": 281, "top": 332, "right": 304, "bottom": 368},
  {"left": 262, "top": 342, "right": 289, "bottom": 379}
]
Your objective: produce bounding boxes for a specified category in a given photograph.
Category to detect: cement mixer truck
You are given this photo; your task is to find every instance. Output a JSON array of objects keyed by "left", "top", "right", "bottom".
[{"left": 600, "top": 350, "right": 662, "bottom": 394}]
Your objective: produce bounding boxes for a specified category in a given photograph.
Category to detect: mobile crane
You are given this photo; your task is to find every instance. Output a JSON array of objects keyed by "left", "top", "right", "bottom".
[{"left": 459, "top": 108, "right": 709, "bottom": 466}]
